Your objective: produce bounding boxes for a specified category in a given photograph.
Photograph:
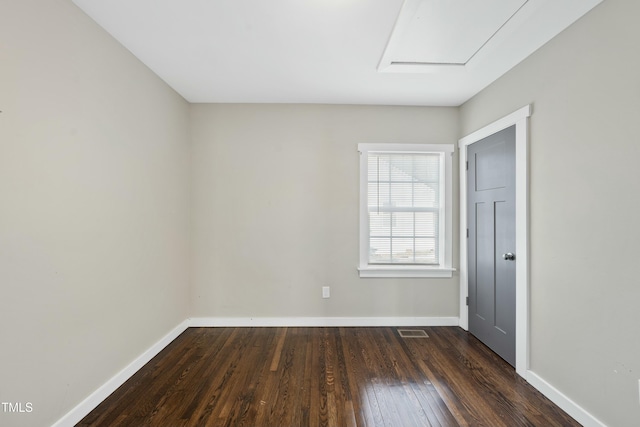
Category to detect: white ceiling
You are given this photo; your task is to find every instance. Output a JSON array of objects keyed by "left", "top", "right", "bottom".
[{"left": 72, "top": 0, "right": 602, "bottom": 106}]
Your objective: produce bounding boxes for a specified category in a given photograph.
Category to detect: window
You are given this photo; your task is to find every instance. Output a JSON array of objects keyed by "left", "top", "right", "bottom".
[{"left": 358, "top": 144, "right": 454, "bottom": 278}]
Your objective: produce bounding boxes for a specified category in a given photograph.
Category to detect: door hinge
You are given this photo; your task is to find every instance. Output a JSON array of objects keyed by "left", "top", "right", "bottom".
[
  {"left": 466, "top": 160, "right": 469, "bottom": 171},
  {"left": 466, "top": 296, "right": 469, "bottom": 306},
  {"left": 466, "top": 228, "right": 469, "bottom": 238}
]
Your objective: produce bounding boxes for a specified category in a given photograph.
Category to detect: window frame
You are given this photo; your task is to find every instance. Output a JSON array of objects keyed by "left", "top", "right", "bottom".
[{"left": 358, "top": 143, "right": 455, "bottom": 278}]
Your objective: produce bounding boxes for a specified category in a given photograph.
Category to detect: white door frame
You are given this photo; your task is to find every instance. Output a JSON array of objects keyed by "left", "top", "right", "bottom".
[{"left": 458, "top": 105, "right": 531, "bottom": 377}]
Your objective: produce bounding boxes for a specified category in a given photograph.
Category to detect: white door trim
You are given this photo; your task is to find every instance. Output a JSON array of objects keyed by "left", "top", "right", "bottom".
[{"left": 458, "top": 105, "right": 531, "bottom": 377}]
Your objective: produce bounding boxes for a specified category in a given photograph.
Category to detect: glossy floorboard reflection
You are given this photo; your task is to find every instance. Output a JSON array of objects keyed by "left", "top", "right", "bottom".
[{"left": 77, "top": 327, "right": 580, "bottom": 427}]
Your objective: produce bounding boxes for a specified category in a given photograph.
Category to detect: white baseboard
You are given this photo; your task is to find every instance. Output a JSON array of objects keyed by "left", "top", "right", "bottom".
[
  {"left": 526, "top": 371, "right": 607, "bottom": 427},
  {"left": 51, "top": 319, "right": 190, "bottom": 427},
  {"left": 188, "top": 316, "right": 459, "bottom": 327}
]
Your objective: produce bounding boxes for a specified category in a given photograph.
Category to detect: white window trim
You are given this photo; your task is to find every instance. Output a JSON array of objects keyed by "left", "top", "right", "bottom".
[{"left": 357, "top": 143, "right": 455, "bottom": 278}]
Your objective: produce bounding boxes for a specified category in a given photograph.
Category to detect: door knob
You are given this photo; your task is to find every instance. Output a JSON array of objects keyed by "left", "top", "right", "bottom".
[{"left": 502, "top": 253, "right": 515, "bottom": 261}]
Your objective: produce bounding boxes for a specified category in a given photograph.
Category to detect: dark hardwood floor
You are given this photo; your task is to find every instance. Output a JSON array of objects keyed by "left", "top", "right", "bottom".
[{"left": 77, "top": 327, "right": 580, "bottom": 427}]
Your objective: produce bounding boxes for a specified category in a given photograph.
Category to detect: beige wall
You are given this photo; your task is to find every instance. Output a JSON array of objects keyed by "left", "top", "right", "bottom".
[
  {"left": 0, "top": 1, "right": 191, "bottom": 426},
  {"left": 460, "top": 0, "right": 640, "bottom": 425},
  {"left": 190, "top": 104, "right": 459, "bottom": 319}
]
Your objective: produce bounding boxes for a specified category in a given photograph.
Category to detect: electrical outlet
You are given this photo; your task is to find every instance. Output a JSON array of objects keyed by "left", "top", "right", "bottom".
[{"left": 322, "top": 286, "right": 330, "bottom": 299}]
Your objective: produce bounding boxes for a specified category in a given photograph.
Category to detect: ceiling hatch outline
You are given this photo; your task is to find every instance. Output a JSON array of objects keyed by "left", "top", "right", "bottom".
[{"left": 378, "top": 0, "right": 533, "bottom": 73}]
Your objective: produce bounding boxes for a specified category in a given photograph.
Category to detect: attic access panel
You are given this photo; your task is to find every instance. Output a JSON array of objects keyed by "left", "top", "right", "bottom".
[{"left": 379, "top": 0, "right": 528, "bottom": 71}]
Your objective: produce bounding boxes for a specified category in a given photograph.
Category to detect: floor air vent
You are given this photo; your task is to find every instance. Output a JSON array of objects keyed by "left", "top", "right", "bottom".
[{"left": 398, "top": 329, "right": 429, "bottom": 338}]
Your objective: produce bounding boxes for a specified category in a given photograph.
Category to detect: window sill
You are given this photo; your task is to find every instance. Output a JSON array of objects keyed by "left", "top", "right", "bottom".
[{"left": 358, "top": 265, "right": 455, "bottom": 278}]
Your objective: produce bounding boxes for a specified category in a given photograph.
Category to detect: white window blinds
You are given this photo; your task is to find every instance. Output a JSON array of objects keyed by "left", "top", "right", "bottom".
[{"left": 367, "top": 152, "right": 442, "bottom": 265}]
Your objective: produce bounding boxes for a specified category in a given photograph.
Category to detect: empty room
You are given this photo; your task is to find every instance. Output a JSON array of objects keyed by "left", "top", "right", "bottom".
[{"left": 1, "top": 0, "right": 639, "bottom": 426}]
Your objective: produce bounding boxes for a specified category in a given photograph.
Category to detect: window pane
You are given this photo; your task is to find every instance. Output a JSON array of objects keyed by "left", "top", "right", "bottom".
[
  {"left": 370, "top": 238, "right": 390, "bottom": 263},
  {"left": 369, "top": 154, "right": 390, "bottom": 181},
  {"left": 393, "top": 212, "right": 414, "bottom": 237},
  {"left": 415, "top": 238, "right": 437, "bottom": 264},
  {"left": 367, "top": 182, "right": 377, "bottom": 207},
  {"left": 367, "top": 155, "right": 378, "bottom": 181},
  {"left": 391, "top": 238, "right": 414, "bottom": 263},
  {"left": 378, "top": 155, "right": 390, "bottom": 180},
  {"left": 369, "top": 212, "right": 391, "bottom": 236},
  {"left": 413, "top": 154, "right": 440, "bottom": 182},
  {"left": 389, "top": 182, "right": 413, "bottom": 207},
  {"left": 414, "top": 182, "right": 439, "bottom": 208},
  {"left": 390, "top": 155, "right": 414, "bottom": 182},
  {"left": 368, "top": 182, "right": 390, "bottom": 209},
  {"left": 415, "top": 212, "right": 437, "bottom": 237}
]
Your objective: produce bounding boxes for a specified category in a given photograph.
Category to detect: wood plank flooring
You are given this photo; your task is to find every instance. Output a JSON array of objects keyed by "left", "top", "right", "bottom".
[{"left": 77, "top": 327, "right": 580, "bottom": 427}]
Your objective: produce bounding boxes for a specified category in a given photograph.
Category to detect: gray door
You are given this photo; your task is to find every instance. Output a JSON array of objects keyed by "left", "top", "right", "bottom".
[{"left": 467, "top": 125, "right": 516, "bottom": 366}]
